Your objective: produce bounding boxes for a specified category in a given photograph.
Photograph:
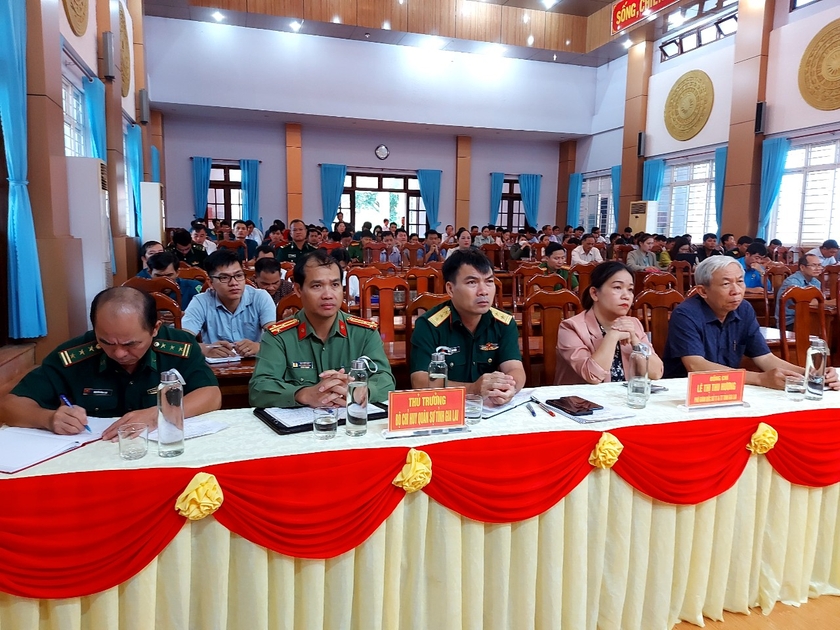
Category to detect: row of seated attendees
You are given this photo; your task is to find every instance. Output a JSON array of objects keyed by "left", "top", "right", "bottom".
[{"left": 3, "top": 244, "right": 839, "bottom": 443}]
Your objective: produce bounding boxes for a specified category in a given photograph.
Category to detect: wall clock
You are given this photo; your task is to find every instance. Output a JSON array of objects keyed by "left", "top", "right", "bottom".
[{"left": 375, "top": 144, "right": 389, "bottom": 160}]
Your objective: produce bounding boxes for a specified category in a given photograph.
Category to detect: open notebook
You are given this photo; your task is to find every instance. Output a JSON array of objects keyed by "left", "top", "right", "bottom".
[{"left": 0, "top": 417, "right": 113, "bottom": 474}]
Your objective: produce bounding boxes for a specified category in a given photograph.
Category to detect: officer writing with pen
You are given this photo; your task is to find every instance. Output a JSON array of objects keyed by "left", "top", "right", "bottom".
[{"left": 0, "top": 287, "right": 221, "bottom": 440}]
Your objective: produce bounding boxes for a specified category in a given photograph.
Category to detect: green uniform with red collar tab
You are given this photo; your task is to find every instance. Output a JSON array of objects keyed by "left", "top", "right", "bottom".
[
  {"left": 248, "top": 309, "right": 396, "bottom": 408},
  {"left": 10, "top": 327, "right": 217, "bottom": 416},
  {"left": 409, "top": 300, "right": 521, "bottom": 383}
]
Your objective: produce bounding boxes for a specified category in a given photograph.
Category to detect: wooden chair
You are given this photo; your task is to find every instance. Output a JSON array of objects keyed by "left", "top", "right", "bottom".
[
  {"left": 531, "top": 243, "right": 546, "bottom": 261},
  {"left": 823, "top": 265, "right": 840, "bottom": 302},
  {"left": 668, "top": 261, "right": 693, "bottom": 295},
  {"left": 405, "top": 267, "right": 441, "bottom": 295},
  {"left": 279, "top": 262, "right": 295, "bottom": 278},
  {"left": 361, "top": 276, "right": 410, "bottom": 343},
  {"left": 402, "top": 243, "right": 425, "bottom": 268},
  {"left": 276, "top": 293, "right": 303, "bottom": 319},
  {"left": 371, "top": 262, "right": 398, "bottom": 274},
  {"left": 563, "top": 243, "right": 577, "bottom": 263},
  {"left": 150, "top": 292, "right": 183, "bottom": 329},
  {"left": 570, "top": 262, "right": 598, "bottom": 298},
  {"left": 521, "top": 289, "right": 582, "bottom": 386},
  {"left": 633, "top": 289, "right": 684, "bottom": 357},
  {"left": 493, "top": 277, "right": 504, "bottom": 310},
  {"left": 614, "top": 245, "right": 634, "bottom": 263},
  {"left": 178, "top": 267, "right": 209, "bottom": 285},
  {"left": 512, "top": 265, "right": 543, "bottom": 308},
  {"left": 216, "top": 239, "right": 247, "bottom": 255},
  {"left": 685, "top": 285, "right": 702, "bottom": 299},
  {"left": 773, "top": 246, "right": 790, "bottom": 263},
  {"left": 404, "top": 293, "right": 450, "bottom": 373},
  {"left": 642, "top": 272, "right": 678, "bottom": 292},
  {"left": 122, "top": 276, "right": 182, "bottom": 310},
  {"left": 178, "top": 261, "right": 191, "bottom": 270},
  {"left": 346, "top": 267, "right": 380, "bottom": 309},
  {"left": 363, "top": 242, "right": 387, "bottom": 264},
  {"left": 525, "top": 274, "right": 566, "bottom": 294},
  {"left": 778, "top": 285, "right": 828, "bottom": 367},
  {"left": 481, "top": 243, "right": 503, "bottom": 269},
  {"left": 427, "top": 261, "right": 444, "bottom": 271}
]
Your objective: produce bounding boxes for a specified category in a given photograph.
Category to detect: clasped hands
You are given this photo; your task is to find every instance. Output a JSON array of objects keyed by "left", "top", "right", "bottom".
[
  {"left": 475, "top": 371, "right": 517, "bottom": 406},
  {"left": 296, "top": 369, "right": 367, "bottom": 408},
  {"left": 606, "top": 317, "right": 643, "bottom": 346}
]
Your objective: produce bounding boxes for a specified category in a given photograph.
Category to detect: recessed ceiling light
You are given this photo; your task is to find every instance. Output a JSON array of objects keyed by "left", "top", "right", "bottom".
[
  {"left": 622, "top": 39, "right": 632, "bottom": 48},
  {"left": 553, "top": 53, "right": 557, "bottom": 61},
  {"left": 382, "top": 20, "right": 391, "bottom": 29},
  {"left": 527, "top": 34, "right": 534, "bottom": 46},
  {"left": 523, "top": 14, "right": 530, "bottom": 23},
  {"left": 331, "top": 15, "right": 341, "bottom": 23},
  {"left": 211, "top": 11, "right": 224, "bottom": 21},
  {"left": 420, "top": 36, "right": 446, "bottom": 50},
  {"left": 289, "top": 20, "right": 302, "bottom": 32},
  {"left": 565, "top": 39, "right": 570, "bottom": 45},
  {"left": 542, "top": 0, "right": 557, "bottom": 8}
]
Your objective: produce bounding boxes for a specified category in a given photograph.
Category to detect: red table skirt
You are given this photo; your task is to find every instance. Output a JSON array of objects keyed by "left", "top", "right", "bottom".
[{"left": 2, "top": 409, "right": 839, "bottom": 600}]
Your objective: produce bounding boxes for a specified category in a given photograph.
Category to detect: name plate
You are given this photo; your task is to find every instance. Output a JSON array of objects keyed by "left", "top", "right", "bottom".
[
  {"left": 388, "top": 388, "right": 466, "bottom": 433},
  {"left": 686, "top": 369, "right": 746, "bottom": 408}
]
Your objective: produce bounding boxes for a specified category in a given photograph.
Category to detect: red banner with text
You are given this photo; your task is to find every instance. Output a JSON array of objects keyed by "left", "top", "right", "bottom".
[{"left": 612, "top": 0, "right": 681, "bottom": 34}]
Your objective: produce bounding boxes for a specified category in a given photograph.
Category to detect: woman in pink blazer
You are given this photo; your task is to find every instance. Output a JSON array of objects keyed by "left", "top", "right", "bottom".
[{"left": 555, "top": 261, "right": 664, "bottom": 385}]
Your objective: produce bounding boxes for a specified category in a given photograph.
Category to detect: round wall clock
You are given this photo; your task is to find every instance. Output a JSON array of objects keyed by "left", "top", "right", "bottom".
[{"left": 375, "top": 144, "right": 389, "bottom": 160}]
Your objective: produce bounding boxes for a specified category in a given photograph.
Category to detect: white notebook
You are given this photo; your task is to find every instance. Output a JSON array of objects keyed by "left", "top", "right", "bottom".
[{"left": 0, "top": 417, "right": 113, "bottom": 474}]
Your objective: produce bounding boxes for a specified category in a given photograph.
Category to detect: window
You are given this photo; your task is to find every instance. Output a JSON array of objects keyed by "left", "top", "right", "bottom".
[
  {"left": 657, "top": 157, "right": 717, "bottom": 240},
  {"left": 791, "top": 0, "right": 821, "bottom": 9},
  {"left": 62, "top": 75, "right": 87, "bottom": 157},
  {"left": 206, "top": 165, "right": 243, "bottom": 223},
  {"left": 497, "top": 180, "right": 527, "bottom": 232},
  {"left": 770, "top": 141, "right": 840, "bottom": 248},
  {"left": 580, "top": 175, "right": 614, "bottom": 234},
  {"left": 659, "top": 8, "right": 738, "bottom": 61},
  {"left": 339, "top": 173, "right": 425, "bottom": 235}
]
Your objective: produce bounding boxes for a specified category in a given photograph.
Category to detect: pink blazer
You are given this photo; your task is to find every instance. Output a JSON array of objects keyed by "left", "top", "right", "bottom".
[{"left": 554, "top": 309, "right": 655, "bottom": 385}]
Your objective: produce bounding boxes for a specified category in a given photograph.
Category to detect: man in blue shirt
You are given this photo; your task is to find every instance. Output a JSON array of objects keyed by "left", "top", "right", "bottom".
[
  {"left": 663, "top": 256, "right": 839, "bottom": 390},
  {"left": 182, "top": 249, "right": 276, "bottom": 359},
  {"left": 738, "top": 242, "right": 771, "bottom": 294},
  {"left": 776, "top": 253, "right": 824, "bottom": 328},
  {"left": 146, "top": 251, "right": 203, "bottom": 311}
]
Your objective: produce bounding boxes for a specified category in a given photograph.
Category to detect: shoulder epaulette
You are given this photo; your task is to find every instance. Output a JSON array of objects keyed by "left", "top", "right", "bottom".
[
  {"left": 347, "top": 315, "right": 379, "bottom": 330},
  {"left": 59, "top": 342, "right": 103, "bottom": 367},
  {"left": 153, "top": 339, "right": 192, "bottom": 358},
  {"left": 427, "top": 306, "right": 451, "bottom": 328},
  {"left": 268, "top": 319, "right": 299, "bottom": 335},
  {"left": 490, "top": 307, "right": 513, "bottom": 325}
]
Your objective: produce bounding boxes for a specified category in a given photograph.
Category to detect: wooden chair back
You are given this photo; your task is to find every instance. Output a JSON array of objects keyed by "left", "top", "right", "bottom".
[
  {"left": 512, "top": 265, "right": 544, "bottom": 308},
  {"left": 427, "top": 261, "right": 444, "bottom": 271},
  {"left": 823, "top": 264, "right": 840, "bottom": 302},
  {"left": 685, "top": 285, "right": 702, "bottom": 299},
  {"left": 668, "top": 260, "right": 693, "bottom": 295},
  {"left": 178, "top": 261, "right": 191, "bottom": 270},
  {"left": 778, "top": 285, "right": 828, "bottom": 367},
  {"left": 178, "top": 267, "right": 209, "bottom": 285},
  {"left": 122, "top": 276, "right": 182, "bottom": 309},
  {"left": 773, "top": 246, "right": 790, "bottom": 263},
  {"left": 481, "top": 243, "right": 503, "bottom": 268},
  {"left": 361, "top": 276, "right": 410, "bottom": 342},
  {"left": 372, "top": 262, "right": 398, "bottom": 274},
  {"left": 402, "top": 243, "right": 425, "bottom": 268},
  {"left": 526, "top": 274, "right": 566, "bottom": 294},
  {"left": 633, "top": 289, "right": 684, "bottom": 356},
  {"left": 521, "top": 289, "right": 582, "bottom": 386},
  {"left": 531, "top": 243, "right": 546, "bottom": 261},
  {"left": 563, "top": 243, "right": 577, "bottom": 263},
  {"left": 614, "top": 245, "right": 634, "bottom": 263},
  {"left": 570, "top": 262, "right": 598, "bottom": 298},
  {"left": 404, "top": 293, "right": 450, "bottom": 372},
  {"left": 216, "top": 239, "right": 247, "bottom": 252},
  {"left": 346, "top": 267, "right": 380, "bottom": 305},
  {"left": 493, "top": 277, "right": 504, "bottom": 310},
  {"left": 765, "top": 263, "right": 792, "bottom": 294},
  {"left": 362, "top": 242, "right": 387, "bottom": 264},
  {"left": 150, "top": 292, "right": 182, "bottom": 329},
  {"left": 405, "top": 267, "right": 441, "bottom": 295},
  {"left": 276, "top": 293, "right": 303, "bottom": 319},
  {"left": 642, "top": 272, "right": 678, "bottom": 292}
]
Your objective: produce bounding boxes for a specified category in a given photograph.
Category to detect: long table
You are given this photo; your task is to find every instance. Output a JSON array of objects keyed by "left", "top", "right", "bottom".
[{"left": 2, "top": 381, "right": 840, "bottom": 630}]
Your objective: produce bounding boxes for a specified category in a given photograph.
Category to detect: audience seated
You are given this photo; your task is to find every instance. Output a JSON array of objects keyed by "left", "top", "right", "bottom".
[
  {"left": 146, "top": 251, "right": 203, "bottom": 310},
  {"left": 167, "top": 228, "right": 208, "bottom": 268},
  {"left": 571, "top": 234, "right": 604, "bottom": 265},
  {"left": 540, "top": 242, "right": 578, "bottom": 289},
  {"left": 806, "top": 239, "right": 839, "bottom": 266},
  {"left": 738, "top": 242, "right": 771, "bottom": 294},
  {"left": 776, "top": 253, "right": 823, "bottom": 328},
  {"left": 138, "top": 240, "right": 164, "bottom": 278},
  {"left": 254, "top": 257, "right": 294, "bottom": 305},
  {"left": 276, "top": 219, "right": 315, "bottom": 263},
  {"left": 625, "top": 234, "right": 659, "bottom": 272}
]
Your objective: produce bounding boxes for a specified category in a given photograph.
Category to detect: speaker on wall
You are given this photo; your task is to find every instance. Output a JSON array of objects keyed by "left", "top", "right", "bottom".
[
  {"left": 102, "top": 32, "right": 116, "bottom": 80},
  {"left": 139, "top": 89, "right": 150, "bottom": 125},
  {"left": 755, "top": 101, "right": 766, "bottom": 135},
  {"left": 637, "top": 131, "right": 646, "bottom": 158}
]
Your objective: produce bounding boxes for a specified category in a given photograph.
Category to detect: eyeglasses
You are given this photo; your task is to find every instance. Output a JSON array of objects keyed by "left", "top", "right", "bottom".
[
  {"left": 210, "top": 272, "right": 246, "bottom": 284},
  {"left": 805, "top": 264, "right": 824, "bottom": 269}
]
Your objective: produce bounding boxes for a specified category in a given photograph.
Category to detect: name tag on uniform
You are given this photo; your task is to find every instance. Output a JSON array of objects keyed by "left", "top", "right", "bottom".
[
  {"left": 291, "top": 362, "right": 314, "bottom": 369},
  {"left": 83, "top": 388, "right": 113, "bottom": 396},
  {"left": 479, "top": 343, "right": 499, "bottom": 351},
  {"left": 146, "top": 387, "right": 159, "bottom": 395}
]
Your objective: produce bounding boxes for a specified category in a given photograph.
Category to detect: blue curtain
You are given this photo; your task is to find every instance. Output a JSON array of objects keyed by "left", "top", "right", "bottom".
[
  {"left": 0, "top": 0, "right": 48, "bottom": 337},
  {"left": 610, "top": 165, "right": 621, "bottom": 229},
  {"left": 518, "top": 174, "right": 542, "bottom": 228},
  {"left": 83, "top": 77, "right": 106, "bottom": 162},
  {"left": 567, "top": 173, "right": 583, "bottom": 228},
  {"left": 417, "top": 169, "right": 442, "bottom": 230},
  {"left": 642, "top": 159, "right": 666, "bottom": 201},
  {"left": 758, "top": 138, "right": 791, "bottom": 240},
  {"left": 191, "top": 156, "right": 212, "bottom": 221},
  {"left": 151, "top": 146, "right": 161, "bottom": 183},
  {"left": 319, "top": 163, "right": 345, "bottom": 228},
  {"left": 240, "top": 159, "right": 260, "bottom": 226},
  {"left": 489, "top": 172, "right": 504, "bottom": 226},
  {"left": 124, "top": 124, "right": 143, "bottom": 237},
  {"left": 714, "top": 147, "right": 728, "bottom": 236}
]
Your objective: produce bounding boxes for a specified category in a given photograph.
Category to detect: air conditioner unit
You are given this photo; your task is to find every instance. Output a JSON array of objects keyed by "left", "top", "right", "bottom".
[
  {"left": 140, "top": 182, "right": 165, "bottom": 244},
  {"left": 628, "top": 200, "right": 659, "bottom": 234},
  {"left": 66, "top": 157, "right": 113, "bottom": 333}
]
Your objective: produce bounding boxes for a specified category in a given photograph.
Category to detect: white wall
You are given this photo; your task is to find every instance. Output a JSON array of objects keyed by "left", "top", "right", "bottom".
[
  {"left": 163, "top": 117, "right": 286, "bottom": 229},
  {"left": 470, "top": 138, "right": 560, "bottom": 228},
  {"left": 766, "top": 1, "right": 840, "bottom": 136},
  {"left": 59, "top": 0, "right": 98, "bottom": 72},
  {"left": 646, "top": 38, "right": 734, "bottom": 157},
  {"left": 576, "top": 129, "right": 622, "bottom": 173},
  {"left": 592, "top": 56, "right": 627, "bottom": 135},
  {"left": 144, "top": 17, "right": 598, "bottom": 136}
]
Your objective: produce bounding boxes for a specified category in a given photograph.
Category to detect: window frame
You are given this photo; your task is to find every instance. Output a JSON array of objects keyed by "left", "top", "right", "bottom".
[
  {"left": 580, "top": 173, "right": 614, "bottom": 235},
  {"left": 206, "top": 164, "right": 243, "bottom": 224},
  {"left": 339, "top": 172, "right": 426, "bottom": 236},
  {"left": 656, "top": 155, "right": 718, "bottom": 241},
  {"left": 497, "top": 179, "right": 527, "bottom": 232},
  {"left": 61, "top": 74, "right": 88, "bottom": 158}
]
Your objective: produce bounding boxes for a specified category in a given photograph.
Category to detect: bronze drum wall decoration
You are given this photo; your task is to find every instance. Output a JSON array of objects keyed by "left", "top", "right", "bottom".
[
  {"left": 63, "top": 0, "right": 88, "bottom": 37},
  {"left": 664, "top": 70, "right": 715, "bottom": 141},
  {"left": 120, "top": 3, "right": 131, "bottom": 98},
  {"left": 799, "top": 19, "right": 840, "bottom": 111}
]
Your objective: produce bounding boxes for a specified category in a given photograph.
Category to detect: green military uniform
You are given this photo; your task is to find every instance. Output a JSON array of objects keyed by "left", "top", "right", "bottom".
[
  {"left": 167, "top": 243, "right": 207, "bottom": 268},
  {"left": 347, "top": 242, "right": 364, "bottom": 263},
  {"left": 275, "top": 241, "right": 315, "bottom": 263},
  {"left": 249, "top": 309, "right": 396, "bottom": 408},
  {"left": 410, "top": 301, "right": 521, "bottom": 383},
  {"left": 11, "top": 327, "right": 218, "bottom": 417},
  {"left": 538, "top": 263, "right": 579, "bottom": 290}
]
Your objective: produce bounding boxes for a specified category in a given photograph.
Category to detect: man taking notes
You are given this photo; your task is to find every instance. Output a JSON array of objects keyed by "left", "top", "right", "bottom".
[
  {"left": 0, "top": 288, "right": 220, "bottom": 439},
  {"left": 410, "top": 249, "right": 525, "bottom": 406},
  {"left": 663, "top": 256, "right": 839, "bottom": 390}
]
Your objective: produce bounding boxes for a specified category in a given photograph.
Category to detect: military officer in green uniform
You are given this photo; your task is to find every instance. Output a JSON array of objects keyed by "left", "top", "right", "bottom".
[
  {"left": 275, "top": 219, "right": 315, "bottom": 263},
  {"left": 167, "top": 228, "right": 208, "bottom": 268},
  {"left": 410, "top": 249, "right": 526, "bottom": 406},
  {"left": 250, "top": 250, "right": 396, "bottom": 408},
  {"left": 0, "top": 287, "right": 221, "bottom": 440}
]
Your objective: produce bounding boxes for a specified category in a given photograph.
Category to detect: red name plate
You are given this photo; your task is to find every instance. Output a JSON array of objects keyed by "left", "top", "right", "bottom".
[
  {"left": 686, "top": 369, "right": 746, "bottom": 408},
  {"left": 611, "top": 0, "right": 681, "bottom": 34},
  {"left": 388, "top": 388, "right": 466, "bottom": 432}
]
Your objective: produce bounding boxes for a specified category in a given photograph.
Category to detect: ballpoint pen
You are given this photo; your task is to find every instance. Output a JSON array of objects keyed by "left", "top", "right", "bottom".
[
  {"left": 59, "top": 394, "right": 91, "bottom": 432},
  {"left": 525, "top": 402, "right": 537, "bottom": 417},
  {"left": 530, "top": 395, "right": 556, "bottom": 417}
]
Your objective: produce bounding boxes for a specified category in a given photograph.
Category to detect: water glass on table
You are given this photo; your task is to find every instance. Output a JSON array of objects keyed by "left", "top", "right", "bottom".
[
  {"left": 465, "top": 394, "right": 483, "bottom": 425},
  {"left": 313, "top": 408, "right": 338, "bottom": 440},
  {"left": 118, "top": 423, "right": 148, "bottom": 460},
  {"left": 785, "top": 375, "right": 806, "bottom": 402}
]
